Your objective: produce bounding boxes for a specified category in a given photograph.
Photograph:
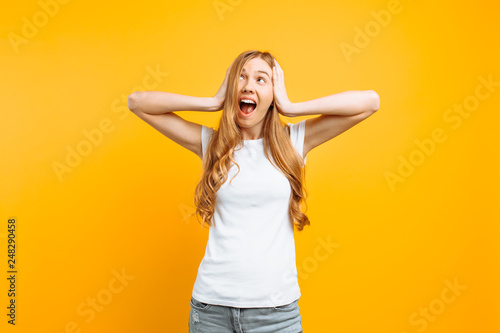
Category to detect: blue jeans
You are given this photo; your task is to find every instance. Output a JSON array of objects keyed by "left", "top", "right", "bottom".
[{"left": 188, "top": 297, "right": 303, "bottom": 333}]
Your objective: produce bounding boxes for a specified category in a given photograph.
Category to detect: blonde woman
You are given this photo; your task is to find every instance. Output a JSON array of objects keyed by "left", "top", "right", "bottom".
[{"left": 128, "top": 50, "right": 380, "bottom": 333}]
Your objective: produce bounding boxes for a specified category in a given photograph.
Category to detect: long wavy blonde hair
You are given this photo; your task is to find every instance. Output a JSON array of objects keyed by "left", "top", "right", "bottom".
[{"left": 193, "top": 50, "right": 310, "bottom": 231}]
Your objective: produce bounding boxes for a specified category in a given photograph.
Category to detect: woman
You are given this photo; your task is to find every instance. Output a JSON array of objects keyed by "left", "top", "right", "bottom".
[{"left": 128, "top": 50, "right": 380, "bottom": 332}]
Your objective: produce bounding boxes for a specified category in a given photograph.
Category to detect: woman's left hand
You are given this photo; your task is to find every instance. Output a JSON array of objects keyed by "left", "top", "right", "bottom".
[{"left": 272, "top": 59, "right": 295, "bottom": 117}]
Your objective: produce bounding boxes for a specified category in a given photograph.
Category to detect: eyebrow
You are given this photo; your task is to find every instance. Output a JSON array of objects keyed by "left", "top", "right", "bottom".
[
  {"left": 241, "top": 68, "right": 271, "bottom": 78},
  {"left": 257, "top": 70, "right": 271, "bottom": 78}
]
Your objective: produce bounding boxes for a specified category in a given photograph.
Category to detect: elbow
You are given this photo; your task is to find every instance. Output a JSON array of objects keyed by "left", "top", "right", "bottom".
[
  {"left": 367, "top": 90, "right": 380, "bottom": 113},
  {"left": 127, "top": 91, "right": 143, "bottom": 113}
]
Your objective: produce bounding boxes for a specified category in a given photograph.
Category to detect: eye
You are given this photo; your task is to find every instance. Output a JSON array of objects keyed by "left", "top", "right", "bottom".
[
  {"left": 257, "top": 78, "right": 266, "bottom": 83},
  {"left": 239, "top": 74, "right": 244, "bottom": 80}
]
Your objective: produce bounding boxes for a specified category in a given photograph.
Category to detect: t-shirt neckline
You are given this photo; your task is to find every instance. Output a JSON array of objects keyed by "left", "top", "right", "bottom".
[{"left": 243, "top": 138, "right": 264, "bottom": 142}]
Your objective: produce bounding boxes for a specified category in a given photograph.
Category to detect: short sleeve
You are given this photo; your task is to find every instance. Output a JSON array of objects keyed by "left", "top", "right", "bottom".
[
  {"left": 201, "top": 125, "right": 215, "bottom": 159},
  {"left": 287, "top": 120, "right": 308, "bottom": 166}
]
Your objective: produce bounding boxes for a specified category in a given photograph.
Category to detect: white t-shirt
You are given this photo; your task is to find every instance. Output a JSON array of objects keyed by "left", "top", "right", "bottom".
[{"left": 192, "top": 120, "right": 308, "bottom": 308}]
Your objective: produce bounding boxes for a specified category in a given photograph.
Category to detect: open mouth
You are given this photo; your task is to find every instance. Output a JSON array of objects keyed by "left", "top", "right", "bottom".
[{"left": 239, "top": 98, "right": 257, "bottom": 117}]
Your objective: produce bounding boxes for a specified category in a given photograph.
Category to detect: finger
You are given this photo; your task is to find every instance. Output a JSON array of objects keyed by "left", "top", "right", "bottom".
[
  {"left": 274, "top": 61, "right": 284, "bottom": 84},
  {"left": 274, "top": 64, "right": 281, "bottom": 81},
  {"left": 274, "top": 60, "right": 283, "bottom": 78}
]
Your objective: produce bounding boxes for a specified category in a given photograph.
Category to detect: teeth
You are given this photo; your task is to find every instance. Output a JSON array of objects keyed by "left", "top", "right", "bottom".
[{"left": 241, "top": 99, "right": 256, "bottom": 104}]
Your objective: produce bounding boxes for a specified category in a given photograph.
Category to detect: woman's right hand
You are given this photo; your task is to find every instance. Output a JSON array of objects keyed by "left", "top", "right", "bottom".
[{"left": 213, "top": 61, "right": 234, "bottom": 110}]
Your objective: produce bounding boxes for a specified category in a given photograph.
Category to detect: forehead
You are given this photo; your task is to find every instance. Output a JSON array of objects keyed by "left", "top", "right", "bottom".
[{"left": 241, "top": 57, "right": 272, "bottom": 73}]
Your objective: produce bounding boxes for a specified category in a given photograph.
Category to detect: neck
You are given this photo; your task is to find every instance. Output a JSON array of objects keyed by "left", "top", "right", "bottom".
[{"left": 240, "top": 127, "right": 263, "bottom": 140}]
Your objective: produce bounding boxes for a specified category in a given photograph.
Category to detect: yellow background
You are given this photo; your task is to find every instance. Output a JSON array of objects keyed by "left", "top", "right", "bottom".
[{"left": 2, "top": 0, "right": 499, "bottom": 332}]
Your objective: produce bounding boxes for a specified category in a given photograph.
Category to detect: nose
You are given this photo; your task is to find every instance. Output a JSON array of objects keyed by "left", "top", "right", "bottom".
[{"left": 242, "top": 80, "right": 255, "bottom": 93}]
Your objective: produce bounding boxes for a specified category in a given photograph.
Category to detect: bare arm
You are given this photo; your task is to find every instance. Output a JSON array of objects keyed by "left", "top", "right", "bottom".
[
  {"left": 127, "top": 64, "right": 232, "bottom": 158},
  {"left": 272, "top": 59, "right": 380, "bottom": 157},
  {"left": 286, "top": 90, "right": 380, "bottom": 117},
  {"left": 290, "top": 90, "right": 380, "bottom": 158},
  {"left": 127, "top": 91, "right": 222, "bottom": 114}
]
